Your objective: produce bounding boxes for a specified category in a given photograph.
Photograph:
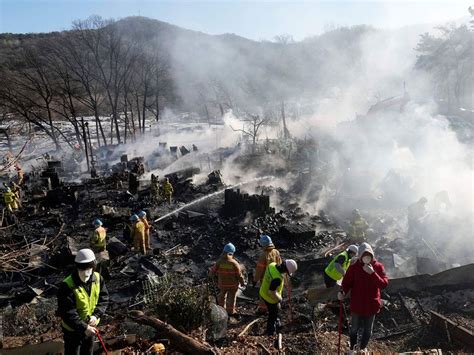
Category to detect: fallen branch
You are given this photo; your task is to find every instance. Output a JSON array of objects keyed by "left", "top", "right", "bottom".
[
  {"left": 238, "top": 318, "right": 262, "bottom": 337},
  {"left": 128, "top": 310, "right": 215, "bottom": 355}
]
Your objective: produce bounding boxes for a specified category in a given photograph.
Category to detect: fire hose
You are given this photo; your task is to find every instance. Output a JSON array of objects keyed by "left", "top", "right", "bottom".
[{"left": 96, "top": 329, "right": 109, "bottom": 355}]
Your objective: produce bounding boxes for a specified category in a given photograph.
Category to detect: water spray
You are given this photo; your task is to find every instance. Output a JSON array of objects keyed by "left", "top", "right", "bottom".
[{"left": 153, "top": 175, "right": 275, "bottom": 222}]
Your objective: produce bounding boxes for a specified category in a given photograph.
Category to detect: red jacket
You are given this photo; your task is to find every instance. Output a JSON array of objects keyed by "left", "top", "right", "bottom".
[{"left": 341, "top": 259, "right": 388, "bottom": 316}]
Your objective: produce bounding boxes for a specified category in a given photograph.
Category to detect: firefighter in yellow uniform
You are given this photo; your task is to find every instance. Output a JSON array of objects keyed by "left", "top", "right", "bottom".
[
  {"left": 57, "top": 249, "right": 109, "bottom": 355},
  {"left": 3, "top": 187, "right": 17, "bottom": 212},
  {"left": 259, "top": 259, "right": 298, "bottom": 335},
  {"left": 138, "top": 211, "right": 152, "bottom": 250},
  {"left": 254, "top": 234, "right": 282, "bottom": 314},
  {"left": 348, "top": 209, "right": 369, "bottom": 242},
  {"left": 163, "top": 178, "right": 174, "bottom": 205},
  {"left": 130, "top": 214, "right": 146, "bottom": 254},
  {"left": 90, "top": 219, "right": 107, "bottom": 253},
  {"left": 209, "top": 243, "right": 245, "bottom": 316}
]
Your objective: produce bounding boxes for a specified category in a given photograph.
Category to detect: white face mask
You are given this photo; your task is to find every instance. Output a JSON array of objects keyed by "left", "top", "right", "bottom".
[
  {"left": 78, "top": 268, "right": 93, "bottom": 283},
  {"left": 362, "top": 256, "right": 372, "bottom": 265}
]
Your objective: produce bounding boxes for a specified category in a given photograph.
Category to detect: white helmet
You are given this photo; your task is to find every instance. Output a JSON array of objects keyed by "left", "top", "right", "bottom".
[
  {"left": 285, "top": 259, "right": 298, "bottom": 274},
  {"left": 75, "top": 248, "right": 96, "bottom": 263},
  {"left": 347, "top": 245, "right": 358, "bottom": 255}
]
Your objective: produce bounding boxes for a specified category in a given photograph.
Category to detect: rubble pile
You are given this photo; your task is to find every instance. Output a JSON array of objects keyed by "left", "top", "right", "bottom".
[{"left": 0, "top": 154, "right": 473, "bottom": 354}]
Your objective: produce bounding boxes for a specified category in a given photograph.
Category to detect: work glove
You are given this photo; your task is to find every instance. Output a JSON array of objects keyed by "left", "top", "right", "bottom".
[
  {"left": 337, "top": 291, "right": 345, "bottom": 301},
  {"left": 85, "top": 325, "right": 97, "bottom": 337},
  {"left": 88, "top": 315, "right": 98, "bottom": 327},
  {"left": 363, "top": 264, "right": 375, "bottom": 275}
]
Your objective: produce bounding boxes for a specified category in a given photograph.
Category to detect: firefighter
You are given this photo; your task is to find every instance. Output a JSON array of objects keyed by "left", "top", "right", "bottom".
[
  {"left": 138, "top": 211, "right": 152, "bottom": 250},
  {"left": 130, "top": 214, "right": 146, "bottom": 254},
  {"left": 253, "top": 235, "right": 282, "bottom": 314},
  {"left": 209, "top": 243, "right": 245, "bottom": 316},
  {"left": 3, "top": 187, "right": 17, "bottom": 212},
  {"left": 57, "top": 249, "right": 109, "bottom": 355},
  {"left": 348, "top": 209, "right": 369, "bottom": 242},
  {"left": 163, "top": 178, "right": 174, "bottom": 205},
  {"left": 90, "top": 219, "right": 107, "bottom": 253}
]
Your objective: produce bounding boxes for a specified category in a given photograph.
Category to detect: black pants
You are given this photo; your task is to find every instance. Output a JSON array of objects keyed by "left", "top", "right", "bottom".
[
  {"left": 323, "top": 271, "right": 337, "bottom": 288},
  {"left": 263, "top": 300, "right": 279, "bottom": 335},
  {"left": 63, "top": 329, "right": 94, "bottom": 355}
]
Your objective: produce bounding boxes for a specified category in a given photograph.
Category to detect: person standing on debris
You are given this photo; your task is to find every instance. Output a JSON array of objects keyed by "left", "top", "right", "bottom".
[
  {"left": 339, "top": 242, "right": 388, "bottom": 352},
  {"left": 15, "top": 163, "right": 24, "bottom": 185},
  {"left": 209, "top": 243, "right": 245, "bottom": 317},
  {"left": 10, "top": 181, "right": 21, "bottom": 209},
  {"left": 151, "top": 174, "right": 160, "bottom": 203},
  {"left": 57, "top": 248, "right": 109, "bottom": 355},
  {"left": 90, "top": 219, "right": 107, "bottom": 253},
  {"left": 138, "top": 211, "right": 152, "bottom": 251},
  {"left": 253, "top": 235, "right": 282, "bottom": 314},
  {"left": 130, "top": 214, "right": 146, "bottom": 254},
  {"left": 3, "top": 186, "right": 17, "bottom": 212},
  {"left": 348, "top": 209, "right": 369, "bottom": 242},
  {"left": 259, "top": 259, "right": 298, "bottom": 336},
  {"left": 324, "top": 244, "right": 358, "bottom": 288},
  {"left": 163, "top": 178, "right": 174, "bottom": 205}
]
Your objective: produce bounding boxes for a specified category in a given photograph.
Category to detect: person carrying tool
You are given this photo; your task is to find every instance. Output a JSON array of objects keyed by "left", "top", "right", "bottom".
[
  {"left": 138, "top": 210, "right": 152, "bottom": 251},
  {"left": 348, "top": 209, "right": 369, "bottom": 242},
  {"left": 259, "top": 259, "right": 298, "bottom": 336},
  {"left": 209, "top": 243, "right": 245, "bottom": 317},
  {"left": 253, "top": 234, "right": 282, "bottom": 314},
  {"left": 323, "top": 244, "right": 358, "bottom": 288},
  {"left": 163, "top": 178, "right": 174, "bottom": 205},
  {"left": 338, "top": 242, "right": 388, "bottom": 352},
  {"left": 130, "top": 214, "right": 146, "bottom": 254},
  {"left": 90, "top": 219, "right": 107, "bottom": 253},
  {"left": 57, "top": 248, "right": 109, "bottom": 355}
]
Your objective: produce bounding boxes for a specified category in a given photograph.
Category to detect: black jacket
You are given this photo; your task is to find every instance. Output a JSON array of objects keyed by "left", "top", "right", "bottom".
[{"left": 57, "top": 270, "right": 109, "bottom": 332}]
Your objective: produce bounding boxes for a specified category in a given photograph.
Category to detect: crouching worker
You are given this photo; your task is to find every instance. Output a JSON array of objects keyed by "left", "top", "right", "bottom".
[
  {"left": 323, "top": 244, "right": 358, "bottom": 288},
  {"left": 57, "top": 249, "right": 109, "bottom": 355},
  {"left": 209, "top": 243, "right": 245, "bottom": 317},
  {"left": 339, "top": 242, "right": 388, "bottom": 352},
  {"left": 259, "top": 259, "right": 298, "bottom": 336}
]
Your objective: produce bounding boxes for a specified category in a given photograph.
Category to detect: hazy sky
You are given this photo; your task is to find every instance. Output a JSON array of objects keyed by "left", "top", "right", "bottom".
[{"left": 0, "top": 0, "right": 471, "bottom": 40}]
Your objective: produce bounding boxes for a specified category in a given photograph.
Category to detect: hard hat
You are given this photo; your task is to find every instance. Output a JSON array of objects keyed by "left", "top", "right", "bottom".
[
  {"left": 223, "top": 243, "right": 236, "bottom": 254},
  {"left": 93, "top": 219, "right": 103, "bottom": 226},
  {"left": 259, "top": 234, "right": 273, "bottom": 247},
  {"left": 138, "top": 211, "right": 146, "bottom": 218},
  {"left": 347, "top": 244, "right": 358, "bottom": 255},
  {"left": 75, "top": 248, "right": 96, "bottom": 263},
  {"left": 285, "top": 259, "right": 298, "bottom": 274},
  {"left": 130, "top": 214, "right": 139, "bottom": 222}
]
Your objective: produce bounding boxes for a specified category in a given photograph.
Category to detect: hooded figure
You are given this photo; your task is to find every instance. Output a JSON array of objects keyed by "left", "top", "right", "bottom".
[{"left": 339, "top": 242, "right": 388, "bottom": 352}]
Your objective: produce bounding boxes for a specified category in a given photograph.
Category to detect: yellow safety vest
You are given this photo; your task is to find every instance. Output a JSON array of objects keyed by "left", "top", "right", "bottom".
[
  {"left": 325, "top": 251, "right": 350, "bottom": 281},
  {"left": 259, "top": 262, "right": 284, "bottom": 304},
  {"left": 61, "top": 272, "right": 101, "bottom": 331}
]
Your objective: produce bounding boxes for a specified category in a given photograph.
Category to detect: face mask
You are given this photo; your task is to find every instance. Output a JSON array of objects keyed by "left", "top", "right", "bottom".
[
  {"left": 362, "top": 256, "right": 372, "bottom": 265},
  {"left": 78, "top": 268, "right": 93, "bottom": 283}
]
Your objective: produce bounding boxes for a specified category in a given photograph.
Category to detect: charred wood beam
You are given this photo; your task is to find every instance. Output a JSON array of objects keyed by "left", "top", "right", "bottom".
[
  {"left": 430, "top": 311, "right": 474, "bottom": 348},
  {"left": 128, "top": 310, "right": 216, "bottom": 355}
]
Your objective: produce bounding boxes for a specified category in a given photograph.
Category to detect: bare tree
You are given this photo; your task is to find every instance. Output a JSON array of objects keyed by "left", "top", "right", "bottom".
[{"left": 230, "top": 114, "right": 268, "bottom": 154}]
